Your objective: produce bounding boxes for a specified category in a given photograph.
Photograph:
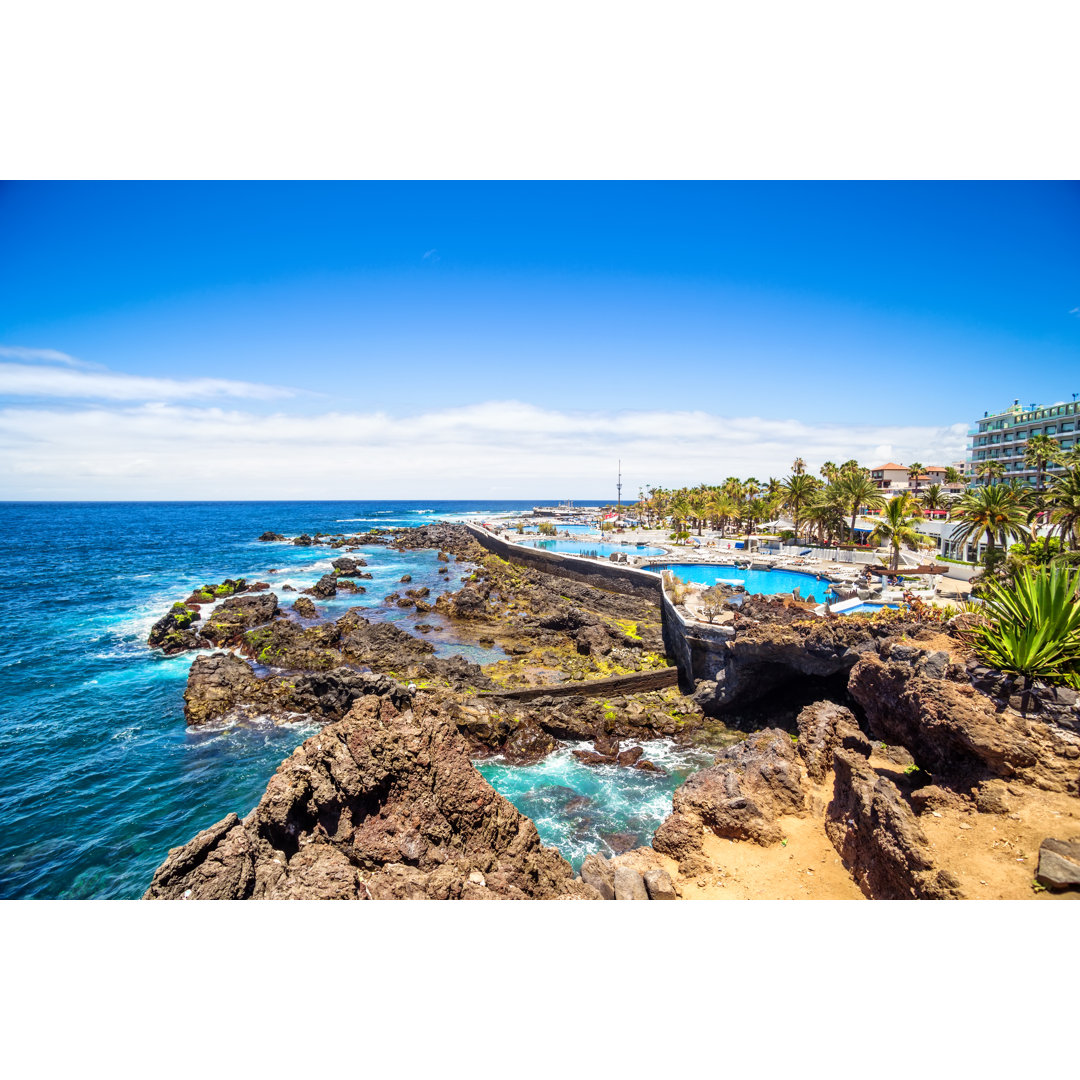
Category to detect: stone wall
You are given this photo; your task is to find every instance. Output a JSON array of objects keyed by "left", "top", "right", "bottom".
[
  {"left": 659, "top": 583, "right": 734, "bottom": 691},
  {"left": 463, "top": 524, "right": 663, "bottom": 603},
  {"left": 480, "top": 666, "right": 679, "bottom": 702}
]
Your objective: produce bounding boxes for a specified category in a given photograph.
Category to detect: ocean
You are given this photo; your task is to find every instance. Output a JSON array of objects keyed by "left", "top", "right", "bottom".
[{"left": 0, "top": 500, "right": 557, "bottom": 898}]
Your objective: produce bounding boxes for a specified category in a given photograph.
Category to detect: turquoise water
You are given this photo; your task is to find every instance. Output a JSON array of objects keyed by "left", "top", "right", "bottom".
[
  {"left": 0, "top": 499, "right": 598, "bottom": 899},
  {"left": 519, "top": 539, "right": 668, "bottom": 558},
  {"left": 476, "top": 740, "right": 720, "bottom": 869},
  {"left": 645, "top": 562, "right": 837, "bottom": 601}
]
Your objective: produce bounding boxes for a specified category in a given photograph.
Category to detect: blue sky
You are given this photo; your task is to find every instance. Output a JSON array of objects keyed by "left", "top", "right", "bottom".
[{"left": 1, "top": 182, "right": 1078, "bottom": 498}]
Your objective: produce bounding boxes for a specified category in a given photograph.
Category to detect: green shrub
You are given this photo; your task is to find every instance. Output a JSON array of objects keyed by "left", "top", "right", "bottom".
[{"left": 965, "top": 565, "right": 1080, "bottom": 687}]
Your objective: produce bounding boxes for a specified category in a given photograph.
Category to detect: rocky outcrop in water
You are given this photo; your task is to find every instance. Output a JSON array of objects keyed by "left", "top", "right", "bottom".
[
  {"left": 148, "top": 603, "right": 208, "bottom": 655},
  {"left": 201, "top": 592, "right": 280, "bottom": 647},
  {"left": 332, "top": 556, "right": 367, "bottom": 573},
  {"left": 182, "top": 651, "right": 409, "bottom": 726},
  {"left": 291, "top": 597, "right": 319, "bottom": 619},
  {"left": 146, "top": 690, "right": 598, "bottom": 900}
]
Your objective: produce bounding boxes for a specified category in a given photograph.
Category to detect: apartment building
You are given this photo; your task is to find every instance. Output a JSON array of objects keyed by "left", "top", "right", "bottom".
[
  {"left": 868, "top": 463, "right": 956, "bottom": 492},
  {"left": 968, "top": 397, "right": 1080, "bottom": 483}
]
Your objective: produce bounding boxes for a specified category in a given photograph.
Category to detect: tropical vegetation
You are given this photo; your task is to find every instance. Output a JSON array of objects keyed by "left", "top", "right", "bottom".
[{"left": 961, "top": 565, "right": 1080, "bottom": 688}]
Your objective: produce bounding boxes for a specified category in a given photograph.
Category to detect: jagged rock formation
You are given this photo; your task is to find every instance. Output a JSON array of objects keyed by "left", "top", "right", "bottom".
[
  {"left": 146, "top": 690, "right": 597, "bottom": 900},
  {"left": 848, "top": 643, "right": 1080, "bottom": 793},
  {"left": 825, "top": 749, "right": 964, "bottom": 899},
  {"left": 796, "top": 700, "right": 871, "bottom": 783},
  {"left": 689, "top": 597, "right": 928, "bottom": 713},
  {"left": 656, "top": 728, "right": 808, "bottom": 853}
]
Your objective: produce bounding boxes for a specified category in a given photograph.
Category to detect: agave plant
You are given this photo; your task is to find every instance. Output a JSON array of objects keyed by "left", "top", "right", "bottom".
[{"left": 965, "top": 565, "right": 1080, "bottom": 687}]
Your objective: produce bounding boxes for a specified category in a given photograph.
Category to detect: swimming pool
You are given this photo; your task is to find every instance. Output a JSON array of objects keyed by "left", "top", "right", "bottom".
[
  {"left": 645, "top": 561, "right": 835, "bottom": 600},
  {"left": 519, "top": 539, "right": 668, "bottom": 558},
  {"left": 839, "top": 602, "right": 901, "bottom": 615}
]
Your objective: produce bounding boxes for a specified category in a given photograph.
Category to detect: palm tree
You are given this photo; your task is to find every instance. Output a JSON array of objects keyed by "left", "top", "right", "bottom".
[
  {"left": 805, "top": 489, "right": 847, "bottom": 548},
  {"left": 780, "top": 473, "right": 818, "bottom": 542},
  {"left": 944, "top": 466, "right": 962, "bottom": 486},
  {"left": 1024, "top": 433, "right": 1061, "bottom": 496},
  {"left": 791, "top": 458, "right": 806, "bottom": 475},
  {"left": 743, "top": 497, "right": 770, "bottom": 550},
  {"left": 706, "top": 492, "right": 737, "bottom": 536},
  {"left": 920, "top": 483, "right": 948, "bottom": 514},
  {"left": 835, "top": 471, "right": 885, "bottom": 545},
  {"left": 976, "top": 459, "right": 1005, "bottom": 484},
  {"left": 819, "top": 461, "right": 838, "bottom": 484},
  {"left": 906, "top": 461, "right": 925, "bottom": 497},
  {"left": 869, "top": 494, "right": 925, "bottom": 572},
  {"left": 690, "top": 491, "right": 710, "bottom": 535},
  {"left": 949, "top": 484, "right": 1032, "bottom": 565},
  {"left": 670, "top": 495, "right": 693, "bottom": 534},
  {"left": 1047, "top": 466, "right": 1080, "bottom": 552}
]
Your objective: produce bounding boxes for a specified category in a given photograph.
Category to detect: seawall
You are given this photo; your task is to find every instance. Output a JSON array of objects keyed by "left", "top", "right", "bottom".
[
  {"left": 463, "top": 523, "right": 663, "bottom": 603},
  {"left": 659, "top": 578, "right": 734, "bottom": 691},
  {"left": 481, "top": 666, "right": 679, "bottom": 702}
]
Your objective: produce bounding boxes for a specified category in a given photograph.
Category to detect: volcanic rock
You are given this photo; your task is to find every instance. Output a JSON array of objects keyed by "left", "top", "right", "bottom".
[
  {"left": 1035, "top": 838, "right": 1080, "bottom": 891},
  {"left": 331, "top": 557, "right": 366, "bottom": 573},
  {"left": 796, "top": 700, "right": 871, "bottom": 783},
  {"left": 305, "top": 574, "right": 339, "bottom": 600},
  {"left": 666, "top": 728, "right": 808, "bottom": 846},
  {"left": 847, "top": 651, "right": 1080, "bottom": 791},
  {"left": 502, "top": 720, "right": 557, "bottom": 765},
  {"left": 825, "top": 749, "right": 963, "bottom": 899},
  {"left": 291, "top": 597, "right": 319, "bottom": 620},
  {"left": 148, "top": 603, "right": 208, "bottom": 655},
  {"left": 201, "top": 592, "right": 280, "bottom": 647}
]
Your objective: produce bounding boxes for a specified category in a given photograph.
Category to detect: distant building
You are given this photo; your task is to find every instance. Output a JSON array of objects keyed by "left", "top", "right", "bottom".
[
  {"left": 969, "top": 397, "right": 1080, "bottom": 484},
  {"left": 868, "top": 463, "right": 952, "bottom": 493}
]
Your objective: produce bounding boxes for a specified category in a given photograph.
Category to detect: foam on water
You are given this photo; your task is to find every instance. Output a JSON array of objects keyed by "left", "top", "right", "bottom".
[{"left": 476, "top": 739, "right": 720, "bottom": 870}]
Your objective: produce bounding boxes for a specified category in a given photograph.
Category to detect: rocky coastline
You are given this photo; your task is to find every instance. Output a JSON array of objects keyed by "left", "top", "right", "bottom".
[{"left": 144, "top": 522, "right": 1080, "bottom": 899}]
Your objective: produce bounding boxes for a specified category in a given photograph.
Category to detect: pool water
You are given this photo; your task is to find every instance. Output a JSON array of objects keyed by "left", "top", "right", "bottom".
[
  {"left": 476, "top": 739, "right": 722, "bottom": 869},
  {"left": 645, "top": 562, "right": 836, "bottom": 601},
  {"left": 519, "top": 539, "right": 668, "bottom": 558},
  {"left": 840, "top": 602, "right": 901, "bottom": 615}
]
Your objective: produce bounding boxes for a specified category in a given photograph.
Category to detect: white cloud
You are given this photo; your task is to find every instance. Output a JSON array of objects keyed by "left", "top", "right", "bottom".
[
  {"left": 0, "top": 398, "right": 971, "bottom": 499},
  {"left": 0, "top": 345, "right": 103, "bottom": 370},
  {"left": 0, "top": 361, "right": 300, "bottom": 402}
]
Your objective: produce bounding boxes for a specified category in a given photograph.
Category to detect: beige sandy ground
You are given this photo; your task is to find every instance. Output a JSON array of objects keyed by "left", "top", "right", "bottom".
[{"left": 635, "top": 766, "right": 1080, "bottom": 901}]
